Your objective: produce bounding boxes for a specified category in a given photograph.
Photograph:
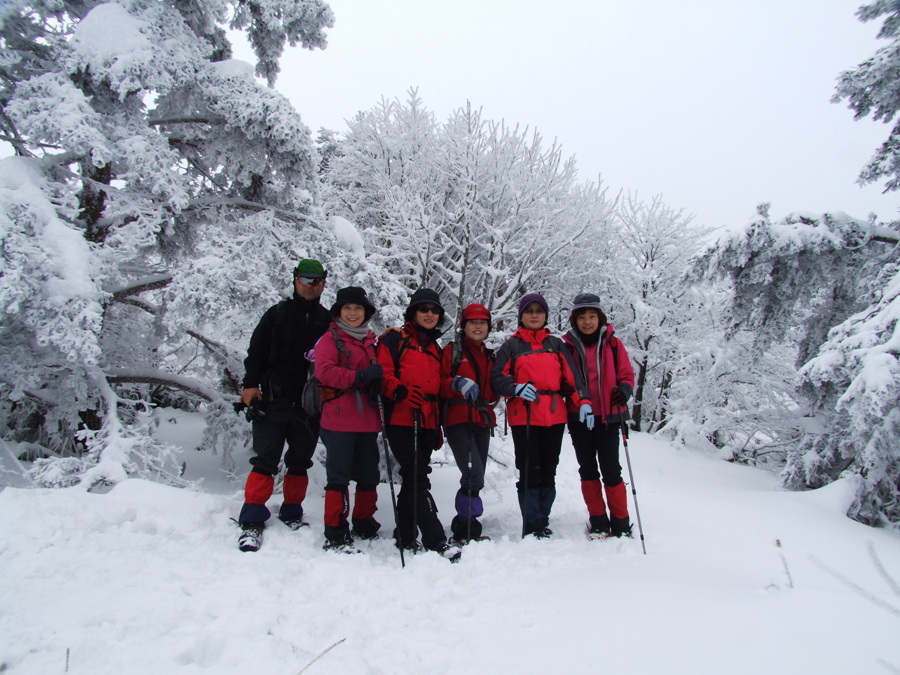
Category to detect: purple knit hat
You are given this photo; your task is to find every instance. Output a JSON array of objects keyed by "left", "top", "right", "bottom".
[{"left": 517, "top": 293, "right": 549, "bottom": 322}]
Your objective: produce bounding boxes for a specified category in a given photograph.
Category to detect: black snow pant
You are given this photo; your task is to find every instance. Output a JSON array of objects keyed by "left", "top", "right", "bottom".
[{"left": 385, "top": 423, "right": 447, "bottom": 550}]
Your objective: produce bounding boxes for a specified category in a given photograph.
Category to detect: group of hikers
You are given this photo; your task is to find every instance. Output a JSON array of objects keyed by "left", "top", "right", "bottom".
[{"left": 235, "top": 259, "right": 636, "bottom": 561}]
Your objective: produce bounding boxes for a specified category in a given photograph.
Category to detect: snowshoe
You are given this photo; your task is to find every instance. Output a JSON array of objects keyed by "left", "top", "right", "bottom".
[
  {"left": 238, "top": 524, "right": 264, "bottom": 552},
  {"left": 395, "top": 538, "right": 423, "bottom": 553},
  {"left": 434, "top": 542, "right": 463, "bottom": 563},
  {"left": 532, "top": 527, "right": 553, "bottom": 539},
  {"left": 282, "top": 519, "right": 309, "bottom": 531},
  {"left": 450, "top": 534, "right": 491, "bottom": 546},
  {"left": 586, "top": 520, "right": 611, "bottom": 541},
  {"left": 323, "top": 532, "right": 361, "bottom": 554}
]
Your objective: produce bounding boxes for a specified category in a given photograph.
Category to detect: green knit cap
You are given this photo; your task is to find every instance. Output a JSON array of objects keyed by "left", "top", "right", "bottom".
[{"left": 292, "top": 258, "right": 327, "bottom": 279}]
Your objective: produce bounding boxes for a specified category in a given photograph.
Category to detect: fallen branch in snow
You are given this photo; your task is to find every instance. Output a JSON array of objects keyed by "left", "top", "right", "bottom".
[
  {"left": 296, "top": 637, "right": 346, "bottom": 675},
  {"left": 809, "top": 555, "right": 900, "bottom": 618},
  {"left": 868, "top": 540, "right": 900, "bottom": 598},
  {"left": 105, "top": 368, "right": 220, "bottom": 402}
]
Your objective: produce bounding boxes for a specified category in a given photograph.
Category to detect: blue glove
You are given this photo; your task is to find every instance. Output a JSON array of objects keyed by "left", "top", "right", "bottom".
[
  {"left": 579, "top": 403, "right": 594, "bottom": 430},
  {"left": 453, "top": 376, "right": 479, "bottom": 403},
  {"left": 514, "top": 383, "right": 538, "bottom": 402}
]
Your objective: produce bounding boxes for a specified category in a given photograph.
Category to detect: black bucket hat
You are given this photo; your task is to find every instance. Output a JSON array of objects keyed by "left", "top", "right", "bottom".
[
  {"left": 569, "top": 292, "right": 608, "bottom": 329},
  {"left": 331, "top": 286, "right": 376, "bottom": 321},
  {"left": 404, "top": 287, "right": 447, "bottom": 327}
]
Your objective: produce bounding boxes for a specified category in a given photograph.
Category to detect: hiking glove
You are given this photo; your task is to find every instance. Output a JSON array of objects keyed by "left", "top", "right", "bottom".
[
  {"left": 579, "top": 403, "right": 594, "bottom": 430},
  {"left": 245, "top": 399, "right": 267, "bottom": 423},
  {"left": 393, "top": 385, "right": 409, "bottom": 402},
  {"left": 453, "top": 376, "right": 480, "bottom": 403},
  {"left": 610, "top": 387, "right": 628, "bottom": 406},
  {"left": 514, "top": 383, "right": 538, "bottom": 401},
  {"left": 357, "top": 363, "right": 383, "bottom": 385}
]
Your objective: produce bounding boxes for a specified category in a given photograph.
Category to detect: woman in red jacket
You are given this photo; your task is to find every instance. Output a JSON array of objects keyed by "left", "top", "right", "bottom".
[
  {"left": 314, "top": 286, "right": 384, "bottom": 552},
  {"left": 377, "top": 288, "right": 460, "bottom": 561},
  {"left": 563, "top": 293, "right": 636, "bottom": 538},
  {"left": 491, "top": 293, "right": 593, "bottom": 538},
  {"left": 439, "top": 303, "right": 499, "bottom": 543}
]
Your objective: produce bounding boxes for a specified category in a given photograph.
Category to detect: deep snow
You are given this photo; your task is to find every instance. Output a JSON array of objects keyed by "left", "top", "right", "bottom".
[{"left": 1, "top": 411, "right": 899, "bottom": 675}]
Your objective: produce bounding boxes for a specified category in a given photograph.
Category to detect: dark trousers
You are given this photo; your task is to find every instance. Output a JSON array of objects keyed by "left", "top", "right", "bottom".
[
  {"left": 510, "top": 423, "right": 565, "bottom": 490},
  {"left": 320, "top": 429, "right": 380, "bottom": 490},
  {"left": 510, "top": 423, "right": 564, "bottom": 529},
  {"left": 250, "top": 398, "right": 319, "bottom": 477},
  {"left": 445, "top": 423, "right": 490, "bottom": 494},
  {"left": 568, "top": 420, "right": 623, "bottom": 486},
  {"left": 385, "top": 423, "right": 446, "bottom": 550}
]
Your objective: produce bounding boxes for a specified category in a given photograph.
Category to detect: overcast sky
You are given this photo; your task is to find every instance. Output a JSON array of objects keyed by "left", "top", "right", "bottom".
[{"left": 238, "top": 0, "right": 899, "bottom": 230}]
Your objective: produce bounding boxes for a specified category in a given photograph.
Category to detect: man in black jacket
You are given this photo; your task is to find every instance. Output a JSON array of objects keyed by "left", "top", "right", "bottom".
[{"left": 237, "top": 259, "right": 331, "bottom": 552}]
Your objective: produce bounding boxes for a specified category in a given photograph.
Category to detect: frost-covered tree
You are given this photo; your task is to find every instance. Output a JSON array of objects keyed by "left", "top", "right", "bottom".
[
  {"left": 695, "top": 208, "right": 900, "bottom": 525},
  {"left": 323, "top": 92, "right": 615, "bottom": 331},
  {"left": 0, "top": 0, "right": 337, "bottom": 487},
  {"left": 833, "top": 0, "right": 900, "bottom": 192}
]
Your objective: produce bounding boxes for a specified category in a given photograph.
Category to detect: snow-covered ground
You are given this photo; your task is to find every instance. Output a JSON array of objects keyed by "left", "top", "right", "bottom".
[{"left": 1, "top": 411, "right": 899, "bottom": 674}]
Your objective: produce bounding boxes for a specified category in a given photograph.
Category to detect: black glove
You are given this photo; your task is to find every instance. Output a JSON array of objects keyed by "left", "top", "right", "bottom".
[
  {"left": 245, "top": 399, "right": 267, "bottom": 423},
  {"left": 356, "top": 363, "right": 383, "bottom": 385},
  {"left": 610, "top": 387, "right": 628, "bottom": 407},
  {"left": 393, "top": 384, "right": 409, "bottom": 402}
]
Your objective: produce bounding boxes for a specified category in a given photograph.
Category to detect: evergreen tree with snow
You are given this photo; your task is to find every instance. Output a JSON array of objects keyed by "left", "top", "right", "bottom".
[
  {"left": 695, "top": 207, "right": 900, "bottom": 525},
  {"left": 0, "top": 0, "right": 343, "bottom": 487}
]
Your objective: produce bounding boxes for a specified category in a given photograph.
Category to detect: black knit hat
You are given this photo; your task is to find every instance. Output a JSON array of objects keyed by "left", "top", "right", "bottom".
[
  {"left": 331, "top": 286, "right": 376, "bottom": 321},
  {"left": 404, "top": 287, "right": 447, "bottom": 327}
]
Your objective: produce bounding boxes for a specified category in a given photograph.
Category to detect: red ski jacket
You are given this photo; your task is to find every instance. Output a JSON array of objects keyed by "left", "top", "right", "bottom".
[
  {"left": 491, "top": 327, "right": 590, "bottom": 427},
  {"left": 563, "top": 324, "right": 635, "bottom": 425},
  {"left": 314, "top": 323, "right": 381, "bottom": 433},
  {"left": 376, "top": 323, "right": 442, "bottom": 430},
  {"left": 439, "top": 337, "right": 498, "bottom": 428}
]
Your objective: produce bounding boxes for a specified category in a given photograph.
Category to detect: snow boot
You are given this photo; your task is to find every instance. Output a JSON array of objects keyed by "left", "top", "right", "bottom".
[
  {"left": 238, "top": 523, "right": 264, "bottom": 552},
  {"left": 278, "top": 472, "right": 309, "bottom": 528},
  {"left": 587, "top": 514, "right": 612, "bottom": 540},
  {"left": 322, "top": 530, "right": 360, "bottom": 554},
  {"left": 610, "top": 515, "right": 633, "bottom": 538},
  {"left": 350, "top": 488, "right": 381, "bottom": 539},
  {"left": 450, "top": 515, "right": 484, "bottom": 544},
  {"left": 239, "top": 470, "right": 274, "bottom": 524}
]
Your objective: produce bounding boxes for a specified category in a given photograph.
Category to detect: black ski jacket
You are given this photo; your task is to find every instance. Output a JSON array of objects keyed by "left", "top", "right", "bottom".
[{"left": 242, "top": 292, "right": 331, "bottom": 402}]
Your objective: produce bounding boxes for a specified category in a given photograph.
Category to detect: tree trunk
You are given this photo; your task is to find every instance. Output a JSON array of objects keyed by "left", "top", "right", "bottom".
[{"left": 631, "top": 355, "right": 649, "bottom": 432}]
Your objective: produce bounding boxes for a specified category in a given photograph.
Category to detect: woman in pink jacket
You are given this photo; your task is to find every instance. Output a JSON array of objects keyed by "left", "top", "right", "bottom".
[
  {"left": 563, "top": 293, "right": 636, "bottom": 538},
  {"left": 314, "top": 286, "right": 384, "bottom": 552}
]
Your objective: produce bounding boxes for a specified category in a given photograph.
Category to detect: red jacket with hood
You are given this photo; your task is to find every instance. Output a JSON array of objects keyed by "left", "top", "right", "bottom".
[
  {"left": 491, "top": 327, "right": 590, "bottom": 427},
  {"left": 439, "top": 336, "right": 498, "bottom": 428},
  {"left": 376, "top": 323, "right": 442, "bottom": 429},
  {"left": 563, "top": 323, "right": 635, "bottom": 425}
]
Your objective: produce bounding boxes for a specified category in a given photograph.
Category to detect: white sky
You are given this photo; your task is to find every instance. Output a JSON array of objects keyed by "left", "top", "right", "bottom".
[{"left": 238, "top": 0, "right": 900, "bottom": 230}]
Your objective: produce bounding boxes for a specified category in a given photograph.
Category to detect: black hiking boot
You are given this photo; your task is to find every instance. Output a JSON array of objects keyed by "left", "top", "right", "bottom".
[{"left": 238, "top": 523, "right": 264, "bottom": 552}]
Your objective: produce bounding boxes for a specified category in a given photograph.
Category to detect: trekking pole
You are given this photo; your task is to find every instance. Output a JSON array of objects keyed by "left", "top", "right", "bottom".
[
  {"left": 376, "top": 395, "right": 405, "bottom": 568},
  {"left": 620, "top": 420, "right": 647, "bottom": 555},
  {"left": 520, "top": 399, "right": 531, "bottom": 539},
  {"left": 466, "top": 402, "right": 474, "bottom": 543},
  {"left": 412, "top": 409, "right": 420, "bottom": 554}
]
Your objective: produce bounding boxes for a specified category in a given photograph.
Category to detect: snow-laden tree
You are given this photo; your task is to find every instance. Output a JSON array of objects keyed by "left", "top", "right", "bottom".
[
  {"left": 833, "top": 0, "right": 900, "bottom": 192},
  {"left": 695, "top": 208, "right": 900, "bottom": 525},
  {"left": 323, "top": 92, "right": 616, "bottom": 331},
  {"left": 0, "top": 0, "right": 339, "bottom": 488}
]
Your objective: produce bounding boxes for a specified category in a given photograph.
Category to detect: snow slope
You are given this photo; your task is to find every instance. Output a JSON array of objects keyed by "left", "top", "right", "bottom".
[{"left": 1, "top": 414, "right": 898, "bottom": 674}]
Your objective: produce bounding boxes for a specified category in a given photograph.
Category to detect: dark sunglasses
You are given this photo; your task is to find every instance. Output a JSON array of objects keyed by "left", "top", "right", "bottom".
[
  {"left": 296, "top": 276, "right": 325, "bottom": 286},
  {"left": 416, "top": 305, "right": 441, "bottom": 315}
]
